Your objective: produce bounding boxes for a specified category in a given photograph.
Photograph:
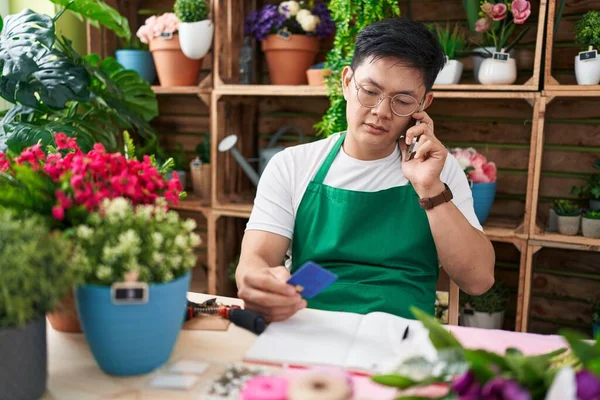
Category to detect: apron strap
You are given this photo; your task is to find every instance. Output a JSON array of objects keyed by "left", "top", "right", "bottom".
[{"left": 313, "top": 133, "right": 346, "bottom": 184}]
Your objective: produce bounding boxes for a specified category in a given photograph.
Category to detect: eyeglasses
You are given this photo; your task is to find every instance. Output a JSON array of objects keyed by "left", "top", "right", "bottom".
[{"left": 352, "top": 75, "right": 422, "bottom": 117}]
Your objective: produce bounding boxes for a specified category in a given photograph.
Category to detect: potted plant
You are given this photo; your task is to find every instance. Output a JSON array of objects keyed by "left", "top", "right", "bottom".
[
  {"left": 582, "top": 210, "right": 600, "bottom": 239},
  {"left": 72, "top": 197, "right": 200, "bottom": 376},
  {"left": 460, "top": 282, "right": 508, "bottom": 329},
  {"left": 572, "top": 160, "right": 600, "bottom": 210},
  {"left": 574, "top": 11, "right": 600, "bottom": 85},
  {"left": 0, "top": 210, "right": 80, "bottom": 399},
  {"left": 162, "top": 143, "right": 188, "bottom": 190},
  {"left": 137, "top": 13, "right": 202, "bottom": 86},
  {"left": 431, "top": 22, "right": 467, "bottom": 85},
  {"left": 553, "top": 199, "right": 581, "bottom": 236},
  {"left": 174, "top": 0, "right": 213, "bottom": 60},
  {"left": 115, "top": 35, "right": 157, "bottom": 84},
  {"left": 245, "top": 1, "right": 334, "bottom": 85},
  {"left": 0, "top": 133, "right": 183, "bottom": 332},
  {"left": 474, "top": 0, "right": 532, "bottom": 85},
  {"left": 449, "top": 147, "right": 497, "bottom": 225},
  {"left": 191, "top": 133, "right": 211, "bottom": 198}
]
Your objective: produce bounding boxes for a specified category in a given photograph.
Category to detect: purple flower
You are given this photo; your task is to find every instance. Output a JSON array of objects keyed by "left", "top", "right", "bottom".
[
  {"left": 576, "top": 370, "right": 600, "bottom": 400},
  {"left": 481, "top": 377, "right": 531, "bottom": 400},
  {"left": 312, "top": 2, "right": 335, "bottom": 39},
  {"left": 452, "top": 371, "right": 482, "bottom": 397},
  {"left": 245, "top": 4, "right": 286, "bottom": 41}
]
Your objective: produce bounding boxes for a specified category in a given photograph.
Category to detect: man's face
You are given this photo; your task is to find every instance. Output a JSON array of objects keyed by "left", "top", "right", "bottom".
[{"left": 341, "top": 56, "right": 433, "bottom": 154}]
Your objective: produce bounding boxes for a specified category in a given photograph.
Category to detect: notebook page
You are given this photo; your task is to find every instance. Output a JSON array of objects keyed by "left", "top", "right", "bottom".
[
  {"left": 344, "top": 312, "right": 416, "bottom": 372},
  {"left": 244, "top": 308, "right": 363, "bottom": 368}
]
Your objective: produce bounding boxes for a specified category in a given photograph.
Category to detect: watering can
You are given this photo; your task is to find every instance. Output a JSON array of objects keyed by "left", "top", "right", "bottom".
[{"left": 217, "top": 125, "right": 305, "bottom": 187}]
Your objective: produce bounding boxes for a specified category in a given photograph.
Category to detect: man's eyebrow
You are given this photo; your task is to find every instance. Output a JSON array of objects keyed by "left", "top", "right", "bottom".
[{"left": 360, "top": 77, "right": 417, "bottom": 97}]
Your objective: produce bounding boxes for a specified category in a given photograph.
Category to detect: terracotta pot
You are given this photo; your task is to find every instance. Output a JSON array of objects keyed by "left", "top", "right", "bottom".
[
  {"left": 306, "top": 68, "right": 331, "bottom": 86},
  {"left": 261, "top": 34, "right": 320, "bottom": 85},
  {"left": 47, "top": 288, "right": 82, "bottom": 333},
  {"left": 150, "top": 34, "right": 202, "bottom": 86}
]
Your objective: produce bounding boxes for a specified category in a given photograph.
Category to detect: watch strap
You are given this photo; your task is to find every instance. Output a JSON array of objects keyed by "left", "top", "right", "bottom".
[{"left": 418, "top": 183, "right": 453, "bottom": 210}]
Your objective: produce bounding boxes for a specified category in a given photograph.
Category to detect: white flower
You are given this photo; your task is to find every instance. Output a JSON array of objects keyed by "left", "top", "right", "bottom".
[
  {"left": 183, "top": 219, "right": 197, "bottom": 232},
  {"left": 105, "top": 197, "right": 131, "bottom": 221},
  {"left": 119, "top": 229, "right": 140, "bottom": 249},
  {"left": 171, "top": 255, "right": 183, "bottom": 267},
  {"left": 152, "top": 232, "right": 164, "bottom": 247},
  {"left": 298, "top": 14, "right": 320, "bottom": 32},
  {"left": 174, "top": 234, "right": 188, "bottom": 249},
  {"left": 167, "top": 211, "right": 180, "bottom": 224},
  {"left": 163, "top": 271, "right": 174, "bottom": 282},
  {"left": 102, "top": 246, "right": 118, "bottom": 263},
  {"left": 279, "top": 1, "right": 300, "bottom": 18},
  {"left": 296, "top": 9, "right": 311, "bottom": 21},
  {"left": 96, "top": 265, "right": 112, "bottom": 280},
  {"left": 152, "top": 252, "right": 165, "bottom": 264},
  {"left": 186, "top": 254, "right": 197, "bottom": 267},
  {"left": 77, "top": 225, "right": 94, "bottom": 240},
  {"left": 136, "top": 205, "right": 154, "bottom": 220},
  {"left": 190, "top": 233, "right": 201, "bottom": 247}
]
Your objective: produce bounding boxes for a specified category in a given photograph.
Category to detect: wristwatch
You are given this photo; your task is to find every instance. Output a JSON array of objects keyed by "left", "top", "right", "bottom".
[{"left": 418, "top": 183, "right": 453, "bottom": 210}]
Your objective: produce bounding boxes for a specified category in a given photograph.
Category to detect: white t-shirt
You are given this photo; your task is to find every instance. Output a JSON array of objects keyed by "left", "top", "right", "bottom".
[{"left": 246, "top": 132, "right": 482, "bottom": 267}]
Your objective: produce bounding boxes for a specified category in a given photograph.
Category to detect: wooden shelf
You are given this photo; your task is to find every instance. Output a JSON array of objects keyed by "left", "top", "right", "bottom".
[
  {"left": 212, "top": 203, "right": 253, "bottom": 219},
  {"left": 543, "top": 89, "right": 600, "bottom": 98},
  {"left": 529, "top": 232, "right": 600, "bottom": 252},
  {"left": 172, "top": 194, "right": 211, "bottom": 216},
  {"left": 214, "top": 84, "right": 328, "bottom": 97},
  {"left": 433, "top": 84, "right": 538, "bottom": 92},
  {"left": 152, "top": 86, "right": 212, "bottom": 95}
]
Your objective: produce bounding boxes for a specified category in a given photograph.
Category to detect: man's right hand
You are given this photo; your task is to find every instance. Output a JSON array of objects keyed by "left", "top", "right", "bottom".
[{"left": 237, "top": 266, "right": 307, "bottom": 322}]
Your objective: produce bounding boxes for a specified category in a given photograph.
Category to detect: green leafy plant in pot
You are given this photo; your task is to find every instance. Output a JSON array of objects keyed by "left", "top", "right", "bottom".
[
  {"left": 0, "top": 4, "right": 158, "bottom": 155},
  {"left": 71, "top": 197, "right": 201, "bottom": 376},
  {"left": 574, "top": 10, "right": 600, "bottom": 85},
  {"left": 460, "top": 281, "right": 508, "bottom": 329},
  {"left": 174, "top": 0, "right": 213, "bottom": 60},
  {"left": 116, "top": 35, "right": 157, "bottom": 85},
  {"left": 582, "top": 210, "right": 600, "bottom": 239},
  {"left": 553, "top": 199, "right": 581, "bottom": 236},
  {"left": 430, "top": 22, "right": 467, "bottom": 85},
  {"left": 572, "top": 159, "right": 600, "bottom": 210},
  {"left": 0, "top": 210, "right": 81, "bottom": 399}
]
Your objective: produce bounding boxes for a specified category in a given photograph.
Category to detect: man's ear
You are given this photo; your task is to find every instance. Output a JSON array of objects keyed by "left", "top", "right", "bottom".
[
  {"left": 341, "top": 66, "right": 353, "bottom": 101},
  {"left": 423, "top": 92, "right": 435, "bottom": 109}
]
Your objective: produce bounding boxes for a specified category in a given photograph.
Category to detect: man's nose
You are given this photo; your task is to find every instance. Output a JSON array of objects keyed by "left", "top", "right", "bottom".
[{"left": 371, "top": 96, "right": 392, "bottom": 119}]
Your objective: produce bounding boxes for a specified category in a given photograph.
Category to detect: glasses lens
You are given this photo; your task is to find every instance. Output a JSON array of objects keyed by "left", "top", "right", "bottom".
[
  {"left": 392, "top": 94, "right": 419, "bottom": 116},
  {"left": 357, "top": 85, "right": 382, "bottom": 107}
]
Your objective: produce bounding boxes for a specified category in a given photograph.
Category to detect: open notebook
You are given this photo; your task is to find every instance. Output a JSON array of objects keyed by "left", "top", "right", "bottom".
[{"left": 244, "top": 308, "right": 436, "bottom": 374}]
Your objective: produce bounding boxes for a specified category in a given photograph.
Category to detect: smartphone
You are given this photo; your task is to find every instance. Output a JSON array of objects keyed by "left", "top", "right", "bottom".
[{"left": 405, "top": 102, "right": 426, "bottom": 161}]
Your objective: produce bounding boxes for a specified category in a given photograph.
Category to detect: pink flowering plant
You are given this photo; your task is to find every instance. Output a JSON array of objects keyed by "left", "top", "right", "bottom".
[
  {"left": 450, "top": 147, "right": 497, "bottom": 184},
  {"left": 136, "top": 13, "right": 181, "bottom": 44},
  {"left": 0, "top": 132, "right": 183, "bottom": 229},
  {"left": 475, "top": 0, "right": 532, "bottom": 55}
]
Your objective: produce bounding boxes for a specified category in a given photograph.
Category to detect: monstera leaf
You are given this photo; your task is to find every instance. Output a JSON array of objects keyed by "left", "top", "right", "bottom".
[
  {"left": 0, "top": 9, "right": 91, "bottom": 110},
  {"left": 0, "top": 9, "right": 54, "bottom": 78},
  {"left": 50, "top": 0, "right": 131, "bottom": 39}
]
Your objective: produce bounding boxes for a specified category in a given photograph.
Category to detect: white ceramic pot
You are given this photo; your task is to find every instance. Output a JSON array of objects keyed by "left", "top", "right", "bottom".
[
  {"left": 582, "top": 217, "right": 600, "bottom": 238},
  {"left": 461, "top": 310, "right": 505, "bottom": 329},
  {"left": 178, "top": 20, "right": 214, "bottom": 60},
  {"left": 575, "top": 52, "right": 600, "bottom": 85},
  {"left": 478, "top": 57, "right": 517, "bottom": 85},
  {"left": 557, "top": 215, "right": 581, "bottom": 236},
  {"left": 547, "top": 208, "right": 558, "bottom": 232},
  {"left": 434, "top": 60, "right": 463, "bottom": 85},
  {"left": 472, "top": 47, "right": 514, "bottom": 83}
]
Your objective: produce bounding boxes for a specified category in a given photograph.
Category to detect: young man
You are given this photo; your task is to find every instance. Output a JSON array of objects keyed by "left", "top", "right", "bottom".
[{"left": 235, "top": 18, "right": 495, "bottom": 322}]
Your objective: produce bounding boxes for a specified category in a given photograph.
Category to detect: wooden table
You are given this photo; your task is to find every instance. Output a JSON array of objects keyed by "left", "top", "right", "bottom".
[{"left": 43, "top": 293, "right": 569, "bottom": 399}]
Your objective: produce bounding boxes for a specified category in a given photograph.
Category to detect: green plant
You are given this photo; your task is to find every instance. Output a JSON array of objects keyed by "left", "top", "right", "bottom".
[
  {"left": 119, "top": 35, "right": 149, "bottom": 51},
  {"left": 586, "top": 210, "right": 600, "bottom": 220},
  {"left": 553, "top": 199, "right": 581, "bottom": 216},
  {"left": 174, "top": 0, "right": 210, "bottom": 23},
  {"left": 0, "top": 209, "right": 81, "bottom": 328},
  {"left": 572, "top": 161, "right": 600, "bottom": 200},
  {"left": 462, "top": 281, "right": 508, "bottom": 314},
  {"left": 195, "top": 133, "right": 210, "bottom": 164},
  {"left": 429, "top": 22, "right": 467, "bottom": 60},
  {"left": 72, "top": 197, "right": 200, "bottom": 285},
  {"left": 314, "top": 0, "right": 400, "bottom": 137},
  {"left": 0, "top": 6, "right": 158, "bottom": 155},
  {"left": 575, "top": 10, "right": 600, "bottom": 51}
]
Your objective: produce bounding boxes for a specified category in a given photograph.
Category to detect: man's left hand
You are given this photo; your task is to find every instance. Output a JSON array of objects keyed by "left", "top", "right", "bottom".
[{"left": 399, "top": 110, "right": 448, "bottom": 198}]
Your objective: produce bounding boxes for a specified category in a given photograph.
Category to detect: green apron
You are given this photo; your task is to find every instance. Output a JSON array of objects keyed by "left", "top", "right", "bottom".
[{"left": 291, "top": 133, "right": 439, "bottom": 319}]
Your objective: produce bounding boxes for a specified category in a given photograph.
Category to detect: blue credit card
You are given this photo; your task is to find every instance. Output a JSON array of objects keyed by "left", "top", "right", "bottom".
[{"left": 287, "top": 261, "right": 338, "bottom": 299}]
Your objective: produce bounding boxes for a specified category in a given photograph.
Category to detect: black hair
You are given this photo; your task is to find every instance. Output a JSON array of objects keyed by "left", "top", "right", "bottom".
[{"left": 351, "top": 18, "right": 445, "bottom": 92}]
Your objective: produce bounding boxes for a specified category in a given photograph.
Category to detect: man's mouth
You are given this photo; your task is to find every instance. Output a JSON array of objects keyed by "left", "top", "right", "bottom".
[{"left": 363, "top": 123, "right": 388, "bottom": 133}]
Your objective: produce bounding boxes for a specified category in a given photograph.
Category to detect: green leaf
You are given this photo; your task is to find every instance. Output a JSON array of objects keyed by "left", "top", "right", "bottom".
[
  {"left": 371, "top": 374, "right": 417, "bottom": 389},
  {"left": 49, "top": 0, "right": 131, "bottom": 39},
  {"left": 464, "top": 349, "right": 509, "bottom": 382},
  {"left": 123, "top": 131, "right": 135, "bottom": 160},
  {"left": 411, "top": 307, "right": 463, "bottom": 350},
  {"left": 560, "top": 330, "right": 600, "bottom": 367}
]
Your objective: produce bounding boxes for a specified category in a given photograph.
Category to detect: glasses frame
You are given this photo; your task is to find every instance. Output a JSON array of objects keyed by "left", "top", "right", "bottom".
[{"left": 352, "top": 74, "right": 423, "bottom": 117}]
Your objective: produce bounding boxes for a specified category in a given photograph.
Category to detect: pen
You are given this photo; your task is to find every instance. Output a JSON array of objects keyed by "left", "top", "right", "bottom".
[{"left": 402, "top": 326, "right": 410, "bottom": 340}]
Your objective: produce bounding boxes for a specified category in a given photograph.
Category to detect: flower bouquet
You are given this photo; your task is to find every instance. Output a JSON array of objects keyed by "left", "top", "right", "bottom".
[
  {"left": 137, "top": 12, "right": 202, "bottom": 86},
  {"left": 245, "top": 1, "right": 334, "bottom": 85},
  {"left": 450, "top": 147, "right": 497, "bottom": 224},
  {"left": 473, "top": 0, "right": 532, "bottom": 84},
  {"left": 372, "top": 307, "right": 600, "bottom": 400}
]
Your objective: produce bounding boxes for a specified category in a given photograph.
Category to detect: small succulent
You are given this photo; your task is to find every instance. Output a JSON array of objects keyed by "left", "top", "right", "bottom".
[
  {"left": 553, "top": 199, "right": 581, "bottom": 216},
  {"left": 585, "top": 210, "right": 600, "bottom": 220},
  {"left": 174, "top": 0, "right": 210, "bottom": 23}
]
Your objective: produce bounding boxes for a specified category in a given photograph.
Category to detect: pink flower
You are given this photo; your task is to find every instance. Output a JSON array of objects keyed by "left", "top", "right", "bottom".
[
  {"left": 475, "top": 17, "right": 491, "bottom": 33},
  {"left": 470, "top": 153, "right": 488, "bottom": 170},
  {"left": 54, "top": 132, "right": 77, "bottom": 150},
  {"left": 0, "top": 153, "right": 8, "bottom": 172},
  {"left": 483, "top": 162, "right": 497, "bottom": 183},
  {"left": 512, "top": 0, "right": 531, "bottom": 24},
  {"left": 52, "top": 205, "right": 65, "bottom": 220},
  {"left": 491, "top": 3, "right": 507, "bottom": 21},
  {"left": 481, "top": 2, "right": 494, "bottom": 14},
  {"left": 469, "top": 166, "right": 491, "bottom": 183}
]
